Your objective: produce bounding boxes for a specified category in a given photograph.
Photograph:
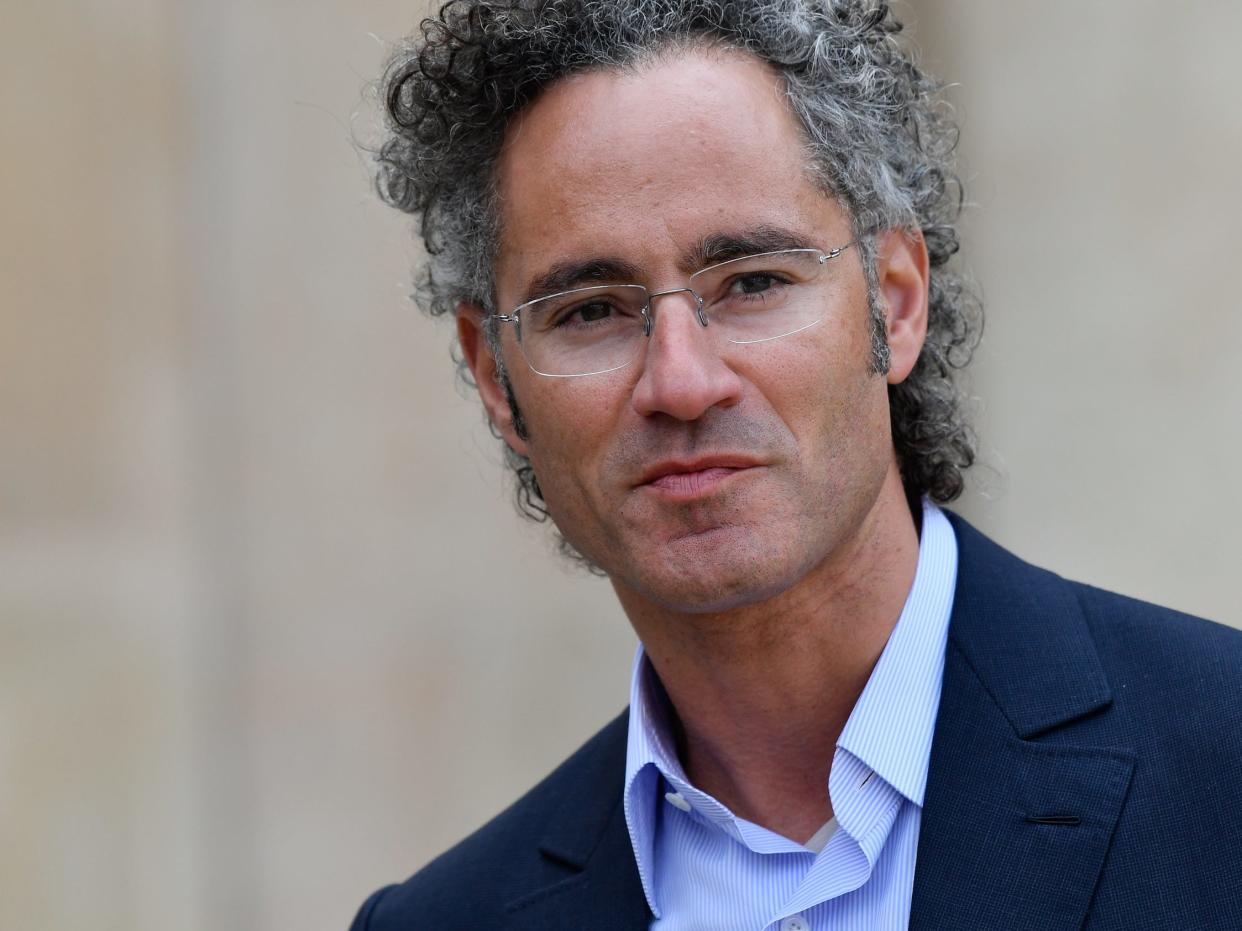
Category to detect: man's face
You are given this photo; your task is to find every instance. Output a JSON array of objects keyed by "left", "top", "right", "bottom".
[{"left": 462, "top": 49, "right": 927, "bottom": 614}]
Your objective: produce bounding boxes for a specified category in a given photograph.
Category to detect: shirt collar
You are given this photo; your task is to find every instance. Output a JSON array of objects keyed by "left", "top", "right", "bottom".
[
  {"left": 836, "top": 500, "right": 957, "bottom": 806},
  {"left": 625, "top": 648, "right": 685, "bottom": 793}
]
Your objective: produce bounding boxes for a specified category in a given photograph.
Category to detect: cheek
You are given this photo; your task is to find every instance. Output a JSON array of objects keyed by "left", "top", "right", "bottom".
[
  {"left": 517, "top": 378, "right": 626, "bottom": 501},
  {"left": 743, "top": 312, "right": 875, "bottom": 426}
]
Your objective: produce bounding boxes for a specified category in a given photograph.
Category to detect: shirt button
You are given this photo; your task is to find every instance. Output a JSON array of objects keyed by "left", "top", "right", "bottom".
[
  {"left": 664, "top": 791, "right": 692, "bottom": 812},
  {"left": 780, "top": 916, "right": 810, "bottom": 931}
]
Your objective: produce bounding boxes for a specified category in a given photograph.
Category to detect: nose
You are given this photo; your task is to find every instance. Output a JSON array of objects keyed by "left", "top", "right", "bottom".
[{"left": 630, "top": 289, "right": 743, "bottom": 421}]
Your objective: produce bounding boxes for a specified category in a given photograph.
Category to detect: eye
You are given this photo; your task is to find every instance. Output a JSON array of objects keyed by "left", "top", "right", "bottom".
[
  {"left": 730, "top": 272, "right": 785, "bottom": 296},
  {"left": 574, "top": 301, "right": 613, "bottom": 323},
  {"left": 551, "top": 298, "right": 626, "bottom": 329},
  {"left": 543, "top": 296, "right": 640, "bottom": 332}
]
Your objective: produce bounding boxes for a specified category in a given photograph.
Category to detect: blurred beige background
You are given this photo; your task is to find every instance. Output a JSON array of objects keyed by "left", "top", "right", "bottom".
[{"left": 2, "top": 1, "right": 1239, "bottom": 929}]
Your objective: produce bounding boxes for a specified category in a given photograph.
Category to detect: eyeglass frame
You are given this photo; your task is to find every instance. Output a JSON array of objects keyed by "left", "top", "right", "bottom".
[{"left": 486, "top": 242, "right": 855, "bottom": 378}]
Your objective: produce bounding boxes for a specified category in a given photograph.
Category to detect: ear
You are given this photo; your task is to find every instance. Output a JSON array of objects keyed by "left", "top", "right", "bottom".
[
  {"left": 875, "top": 228, "right": 930, "bottom": 385},
  {"left": 456, "top": 303, "right": 531, "bottom": 457}
]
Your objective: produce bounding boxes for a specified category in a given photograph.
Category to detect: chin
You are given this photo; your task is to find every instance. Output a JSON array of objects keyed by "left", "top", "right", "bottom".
[
  {"left": 619, "top": 528, "right": 806, "bottom": 615},
  {"left": 636, "top": 570, "right": 795, "bottom": 615}
]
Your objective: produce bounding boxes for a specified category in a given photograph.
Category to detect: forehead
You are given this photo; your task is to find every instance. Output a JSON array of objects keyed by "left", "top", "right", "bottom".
[{"left": 493, "top": 49, "right": 848, "bottom": 291}]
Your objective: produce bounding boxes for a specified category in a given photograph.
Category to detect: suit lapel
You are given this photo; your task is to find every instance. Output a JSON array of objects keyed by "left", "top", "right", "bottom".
[
  {"left": 505, "top": 796, "right": 651, "bottom": 931},
  {"left": 910, "top": 516, "right": 1135, "bottom": 930},
  {"left": 502, "top": 714, "right": 652, "bottom": 931}
]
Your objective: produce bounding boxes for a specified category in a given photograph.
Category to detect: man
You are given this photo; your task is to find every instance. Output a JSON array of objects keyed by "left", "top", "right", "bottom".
[{"left": 353, "top": 2, "right": 1242, "bottom": 928}]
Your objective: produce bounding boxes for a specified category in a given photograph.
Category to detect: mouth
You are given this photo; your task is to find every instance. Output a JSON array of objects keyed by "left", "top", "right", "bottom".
[{"left": 635, "top": 457, "right": 762, "bottom": 500}]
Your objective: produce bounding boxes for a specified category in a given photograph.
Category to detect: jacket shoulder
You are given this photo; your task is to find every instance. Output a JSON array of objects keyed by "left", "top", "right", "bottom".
[
  {"left": 1069, "top": 581, "right": 1242, "bottom": 726},
  {"left": 945, "top": 510, "right": 1242, "bottom": 746},
  {"left": 1072, "top": 579, "right": 1242, "bottom": 650},
  {"left": 351, "top": 711, "right": 629, "bottom": 930}
]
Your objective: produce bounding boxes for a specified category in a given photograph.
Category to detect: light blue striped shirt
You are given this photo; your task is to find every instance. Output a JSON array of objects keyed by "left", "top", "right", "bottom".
[{"left": 623, "top": 501, "right": 958, "bottom": 931}]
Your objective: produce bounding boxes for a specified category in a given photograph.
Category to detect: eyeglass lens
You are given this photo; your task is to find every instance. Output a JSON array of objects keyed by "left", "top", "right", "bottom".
[{"left": 516, "top": 248, "right": 836, "bottom": 377}]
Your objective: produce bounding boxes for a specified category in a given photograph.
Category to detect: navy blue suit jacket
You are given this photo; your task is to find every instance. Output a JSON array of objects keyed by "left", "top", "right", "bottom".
[{"left": 353, "top": 515, "right": 1242, "bottom": 929}]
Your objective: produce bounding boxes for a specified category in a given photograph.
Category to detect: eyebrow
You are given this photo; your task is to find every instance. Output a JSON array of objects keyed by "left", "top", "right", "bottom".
[
  {"left": 520, "top": 258, "right": 643, "bottom": 305},
  {"left": 516, "top": 225, "right": 817, "bottom": 305},
  {"left": 686, "top": 226, "right": 819, "bottom": 268}
]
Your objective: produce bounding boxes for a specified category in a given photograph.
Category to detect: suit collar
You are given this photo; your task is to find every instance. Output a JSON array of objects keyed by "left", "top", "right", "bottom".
[
  {"left": 502, "top": 713, "right": 652, "bottom": 930},
  {"left": 942, "top": 513, "right": 1114, "bottom": 737},
  {"left": 910, "top": 513, "right": 1134, "bottom": 930},
  {"left": 507, "top": 797, "right": 652, "bottom": 931},
  {"left": 533, "top": 713, "right": 631, "bottom": 871}
]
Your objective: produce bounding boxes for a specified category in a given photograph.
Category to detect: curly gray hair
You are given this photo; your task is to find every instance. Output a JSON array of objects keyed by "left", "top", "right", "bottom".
[{"left": 376, "top": 0, "right": 981, "bottom": 533}]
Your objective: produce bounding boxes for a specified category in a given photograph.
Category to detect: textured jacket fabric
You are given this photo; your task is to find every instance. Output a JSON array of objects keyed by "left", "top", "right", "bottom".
[{"left": 351, "top": 514, "right": 1242, "bottom": 930}]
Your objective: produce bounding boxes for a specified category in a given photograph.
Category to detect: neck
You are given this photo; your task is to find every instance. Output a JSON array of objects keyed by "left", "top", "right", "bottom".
[{"left": 618, "top": 465, "right": 920, "bottom": 843}]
